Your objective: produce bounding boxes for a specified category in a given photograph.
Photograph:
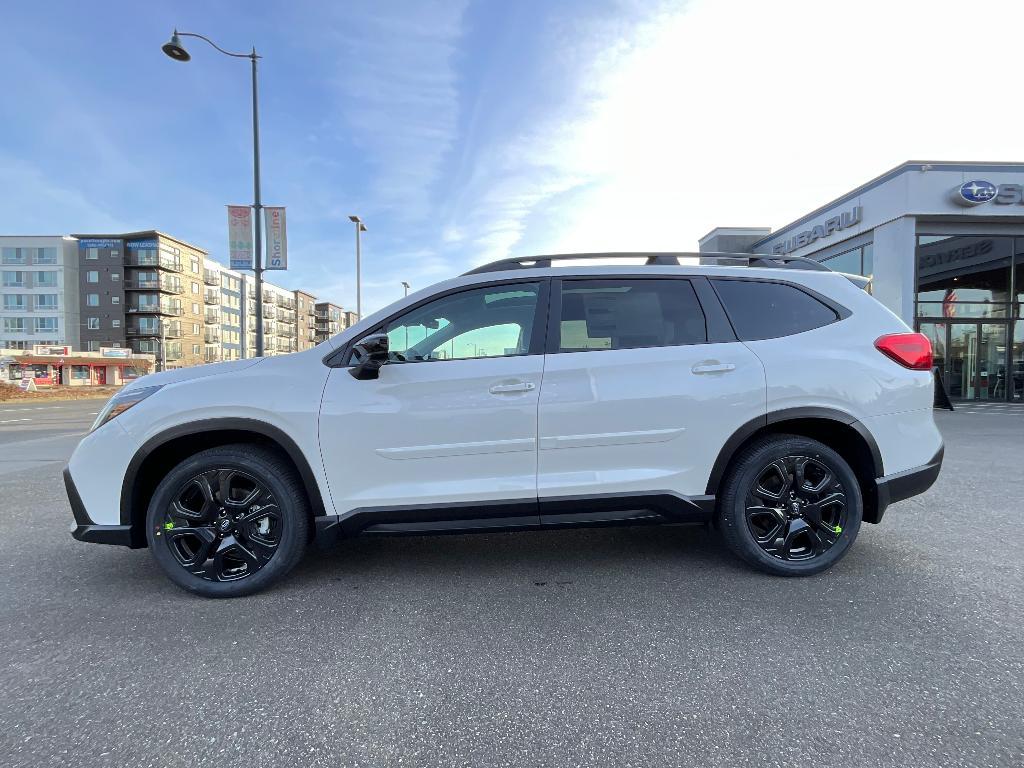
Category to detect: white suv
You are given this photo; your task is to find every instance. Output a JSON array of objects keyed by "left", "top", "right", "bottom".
[{"left": 65, "top": 253, "right": 943, "bottom": 597}]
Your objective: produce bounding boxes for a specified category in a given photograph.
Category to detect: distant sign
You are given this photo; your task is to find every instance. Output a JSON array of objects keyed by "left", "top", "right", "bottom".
[
  {"left": 126, "top": 240, "right": 159, "bottom": 249},
  {"left": 78, "top": 238, "right": 121, "bottom": 249},
  {"left": 100, "top": 347, "right": 132, "bottom": 358},
  {"left": 771, "top": 206, "right": 863, "bottom": 255},
  {"left": 33, "top": 345, "right": 70, "bottom": 356},
  {"left": 265, "top": 207, "right": 288, "bottom": 270},
  {"left": 228, "top": 206, "right": 254, "bottom": 270}
]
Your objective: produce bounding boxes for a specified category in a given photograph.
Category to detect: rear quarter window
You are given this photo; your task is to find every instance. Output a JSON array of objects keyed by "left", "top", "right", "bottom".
[{"left": 712, "top": 279, "right": 840, "bottom": 341}]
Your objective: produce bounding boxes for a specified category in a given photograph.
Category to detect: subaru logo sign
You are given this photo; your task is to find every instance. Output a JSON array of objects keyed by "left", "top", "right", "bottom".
[{"left": 952, "top": 179, "right": 998, "bottom": 206}]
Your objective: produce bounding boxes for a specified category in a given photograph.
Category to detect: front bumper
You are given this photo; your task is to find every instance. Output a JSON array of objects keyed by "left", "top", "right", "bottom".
[
  {"left": 873, "top": 444, "right": 944, "bottom": 522},
  {"left": 64, "top": 467, "right": 134, "bottom": 547}
]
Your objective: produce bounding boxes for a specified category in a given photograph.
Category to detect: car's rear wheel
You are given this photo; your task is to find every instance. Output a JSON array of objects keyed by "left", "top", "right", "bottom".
[
  {"left": 717, "top": 435, "right": 863, "bottom": 576},
  {"left": 145, "top": 444, "right": 309, "bottom": 598}
]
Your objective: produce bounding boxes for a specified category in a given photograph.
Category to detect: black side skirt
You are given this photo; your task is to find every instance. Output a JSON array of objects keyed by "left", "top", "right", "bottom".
[{"left": 314, "top": 490, "right": 715, "bottom": 546}]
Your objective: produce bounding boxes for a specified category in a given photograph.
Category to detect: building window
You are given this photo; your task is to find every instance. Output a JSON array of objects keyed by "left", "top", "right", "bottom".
[
  {"left": 87, "top": 317, "right": 100, "bottom": 330},
  {"left": 111, "top": 272, "right": 120, "bottom": 282},
  {"left": 86, "top": 293, "right": 99, "bottom": 306},
  {"left": 191, "top": 258, "right": 200, "bottom": 274},
  {"left": 71, "top": 366, "right": 90, "bottom": 380},
  {"left": 35, "top": 294, "right": 58, "bottom": 310},
  {"left": 35, "top": 248, "right": 58, "bottom": 265},
  {"left": 2, "top": 318, "right": 26, "bottom": 333},
  {"left": 111, "top": 250, "right": 120, "bottom": 258},
  {"left": 34, "top": 271, "right": 57, "bottom": 288},
  {"left": 112, "top": 319, "right": 121, "bottom": 328},
  {"left": 192, "top": 344, "right": 200, "bottom": 355},
  {"left": 35, "top": 317, "right": 58, "bottom": 333},
  {"left": 87, "top": 341, "right": 100, "bottom": 351},
  {"left": 3, "top": 294, "right": 26, "bottom": 310},
  {"left": 2, "top": 271, "right": 26, "bottom": 287},
  {"left": 86, "top": 248, "right": 99, "bottom": 260},
  {"left": 111, "top": 296, "right": 120, "bottom": 305},
  {"left": 86, "top": 271, "right": 99, "bottom": 283},
  {"left": 192, "top": 282, "right": 200, "bottom": 294},
  {"left": 916, "top": 235, "right": 1013, "bottom": 319},
  {"left": 2, "top": 248, "right": 27, "bottom": 265}
]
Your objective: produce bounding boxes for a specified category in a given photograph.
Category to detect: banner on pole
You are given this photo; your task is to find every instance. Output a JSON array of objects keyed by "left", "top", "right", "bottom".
[
  {"left": 264, "top": 207, "right": 287, "bottom": 270},
  {"left": 227, "top": 205, "right": 254, "bottom": 270}
]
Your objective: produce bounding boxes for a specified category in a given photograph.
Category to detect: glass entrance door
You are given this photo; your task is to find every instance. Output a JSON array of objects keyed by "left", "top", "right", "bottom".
[
  {"left": 1012, "top": 322, "right": 1024, "bottom": 401},
  {"left": 931, "top": 322, "right": 1007, "bottom": 400}
]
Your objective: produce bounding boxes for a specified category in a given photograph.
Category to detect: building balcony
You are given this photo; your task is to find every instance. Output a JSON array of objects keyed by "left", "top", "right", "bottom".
[
  {"left": 127, "top": 325, "right": 181, "bottom": 339},
  {"left": 203, "top": 290, "right": 220, "bottom": 305},
  {"left": 278, "top": 313, "right": 296, "bottom": 324},
  {"left": 124, "top": 277, "right": 182, "bottom": 293},
  {"left": 204, "top": 310, "right": 220, "bottom": 325},
  {"left": 204, "top": 349, "right": 220, "bottom": 363},
  {"left": 204, "top": 329, "right": 221, "bottom": 344},
  {"left": 126, "top": 254, "right": 179, "bottom": 271},
  {"left": 262, "top": 306, "right": 276, "bottom": 319},
  {"left": 315, "top": 310, "right": 329, "bottom": 319},
  {"left": 127, "top": 304, "right": 183, "bottom": 317},
  {"left": 203, "top": 271, "right": 221, "bottom": 286}
]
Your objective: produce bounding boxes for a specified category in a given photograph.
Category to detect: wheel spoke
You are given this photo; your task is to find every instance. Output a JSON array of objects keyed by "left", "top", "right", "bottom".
[
  {"left": 745, "top": 505, "right": 785, "bottom": 542},
  {"left": 754, "top": 459, "right": 793, "bottom": 501},
  {"left": 165, "top": 526, "right": 216, "bottom": 569}
]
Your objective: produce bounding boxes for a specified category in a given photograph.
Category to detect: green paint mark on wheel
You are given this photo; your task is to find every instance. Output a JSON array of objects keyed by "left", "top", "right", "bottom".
[
  {"left": 163, "top": 521, "right": 174, "bottom": 531},
  {"left": 833, "top": 525, "right": 842, "bottom": 534}
]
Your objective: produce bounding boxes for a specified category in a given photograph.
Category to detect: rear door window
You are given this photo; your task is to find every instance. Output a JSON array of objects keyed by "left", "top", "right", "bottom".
[
  {"left": 711, "top": 279, "right": 839, "bottom": 341},
  {"left": 557, "top": 279, "right": 707, "bottom": 351}
]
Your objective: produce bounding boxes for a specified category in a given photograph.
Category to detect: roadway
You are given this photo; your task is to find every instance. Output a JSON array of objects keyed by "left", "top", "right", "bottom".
[{"left": 0, "top": 402, "right": 1021, "bottom": 767}]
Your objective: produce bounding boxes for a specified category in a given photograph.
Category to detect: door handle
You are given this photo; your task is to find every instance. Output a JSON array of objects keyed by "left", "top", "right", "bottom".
[
  {"left": 489, "top": 381, "right": 536, "bottom": 394},
  {"left": 691, "top": 362, "right": 736, "bottom": 375}
]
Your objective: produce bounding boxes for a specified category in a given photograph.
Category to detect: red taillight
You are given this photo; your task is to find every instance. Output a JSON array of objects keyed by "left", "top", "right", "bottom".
[{"left": 874, "top": 333, "right": 933, "bottom": 371}]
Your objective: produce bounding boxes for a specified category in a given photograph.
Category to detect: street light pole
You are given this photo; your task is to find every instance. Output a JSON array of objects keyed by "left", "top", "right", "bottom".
[
  {"left": 349, "top": 215, "right": 366, "bottom": 320},
  {"left": 162, "top": 30, "right": 266, "bottom": 357},
  {"left": 401, "top": 281, "right": 410, "bottom": 298}
]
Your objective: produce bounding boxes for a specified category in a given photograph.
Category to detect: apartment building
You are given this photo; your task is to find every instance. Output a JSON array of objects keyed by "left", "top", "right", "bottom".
[
  {"left": 0, "top": 236, "right": 80, "bottom": 350},
  {"left": 313, "top": 301, "right": 357, "bottom": 344},
  {"left": 73, "top": 231, "right": 208, "bottom": 370},
  {"left": 4, "top": 230, "right": 357, "bottom": 368},
  {"left": 294, "top": 290, "right": 318, "bottom": 351},
  {"left": 241, "top": 275, "right": 300, "bottom": 357},
  {"left": 202, "top": 259, "right": 244, "bottom": 362}
]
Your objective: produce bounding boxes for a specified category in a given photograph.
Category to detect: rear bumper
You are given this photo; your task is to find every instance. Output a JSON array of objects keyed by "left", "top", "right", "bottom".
[
  {"left": 874, "top": 444, "right": 944, "bottom": 522},
  {"left": 64, "top": 467, "right": 135, "bottom": 547}
]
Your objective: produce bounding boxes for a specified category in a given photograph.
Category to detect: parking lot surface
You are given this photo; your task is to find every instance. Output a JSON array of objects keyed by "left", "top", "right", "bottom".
[{"left": 1, "top": 401, "right": 1021, "bottom": 767}]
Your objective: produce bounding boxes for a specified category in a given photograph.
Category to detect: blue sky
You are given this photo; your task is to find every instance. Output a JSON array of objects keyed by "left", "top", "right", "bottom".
[{"left": 5, "top": 0, "right": 1024, "bottom": 313}]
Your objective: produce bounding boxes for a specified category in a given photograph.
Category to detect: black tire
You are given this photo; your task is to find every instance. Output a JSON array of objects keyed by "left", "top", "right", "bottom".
[
  {"left": 145, "top": 444, "right": 310, "bottom": 598},
  {"left": 717, "top": 434, "right": 863, "bottom": 576}
]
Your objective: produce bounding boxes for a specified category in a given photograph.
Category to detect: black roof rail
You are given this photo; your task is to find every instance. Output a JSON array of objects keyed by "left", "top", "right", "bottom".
[{"left": 462, "top": 252, "right": 833, "bottom": 276}]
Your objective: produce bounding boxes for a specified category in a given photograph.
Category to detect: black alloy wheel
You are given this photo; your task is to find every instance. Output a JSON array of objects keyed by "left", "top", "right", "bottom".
[
  {"left": 717, "top": 435, "right": 863, "bottom": 576},
  {"left": 145, "top": 444, "right": 309, "bottom": 597},
  {"left": 745, "top": 455, "right": 847, "bottom": 562},
  {"left": 159, "top": 468, "right": 282, "bottom": 582}
]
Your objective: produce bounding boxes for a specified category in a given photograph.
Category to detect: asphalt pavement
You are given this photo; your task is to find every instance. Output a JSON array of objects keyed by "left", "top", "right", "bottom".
[{"left": 0, "top": 401, "right": 1021, "bottom": 767}]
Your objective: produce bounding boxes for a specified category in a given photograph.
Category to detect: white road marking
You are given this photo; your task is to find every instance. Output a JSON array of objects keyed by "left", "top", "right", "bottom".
[{"left": 0, "top": 418, "right": 31, "bottom": 424}]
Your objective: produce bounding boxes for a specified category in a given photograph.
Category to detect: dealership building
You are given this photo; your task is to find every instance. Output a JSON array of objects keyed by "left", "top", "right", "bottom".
[{"left": 701, "top": 161, "right": 1024, "bottom": 402}]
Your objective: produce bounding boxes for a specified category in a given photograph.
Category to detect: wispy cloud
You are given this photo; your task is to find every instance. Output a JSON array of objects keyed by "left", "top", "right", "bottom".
[{"left": 326, "top": 0, "right": 468, "bottom": 222}]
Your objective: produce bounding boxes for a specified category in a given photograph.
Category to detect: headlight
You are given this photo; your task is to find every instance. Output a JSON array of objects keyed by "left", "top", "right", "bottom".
[{"left": 90, "top": 385, "right": 164, "bottom": 432}]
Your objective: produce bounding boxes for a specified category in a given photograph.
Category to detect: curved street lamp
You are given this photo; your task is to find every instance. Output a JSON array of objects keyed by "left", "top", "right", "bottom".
[{"left": 161, "top": 29, "right": 268, "bottom": 357}]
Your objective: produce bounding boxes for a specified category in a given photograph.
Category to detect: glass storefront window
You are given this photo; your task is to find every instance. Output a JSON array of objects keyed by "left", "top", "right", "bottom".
[
  {"left": 916, "top": 301, "right": 1007, "bottom": 319},
  {"left": 916, "top": 235, "right": 1012, "bottom": 315}
]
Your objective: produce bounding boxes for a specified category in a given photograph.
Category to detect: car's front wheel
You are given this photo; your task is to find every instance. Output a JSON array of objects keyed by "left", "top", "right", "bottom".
[
  {"left": 145, "top": 444, "right": 309, "bottom": 597},
  {"left": 717, "top": 435, "right": 863, "bottom": 576}
]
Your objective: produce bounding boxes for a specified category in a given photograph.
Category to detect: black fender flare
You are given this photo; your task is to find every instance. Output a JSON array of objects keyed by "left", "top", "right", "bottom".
[
  {"left": 704, "top": 406, "right": 884, "bottom": 496},
  {"left": 119, "top": 417, "right": 329, "bottom": 530}
]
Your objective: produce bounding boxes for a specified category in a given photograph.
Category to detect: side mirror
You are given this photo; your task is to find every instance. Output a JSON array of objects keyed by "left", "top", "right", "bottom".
[{"left": 348, "top": 333, "right": 390, "bottom": 380}]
